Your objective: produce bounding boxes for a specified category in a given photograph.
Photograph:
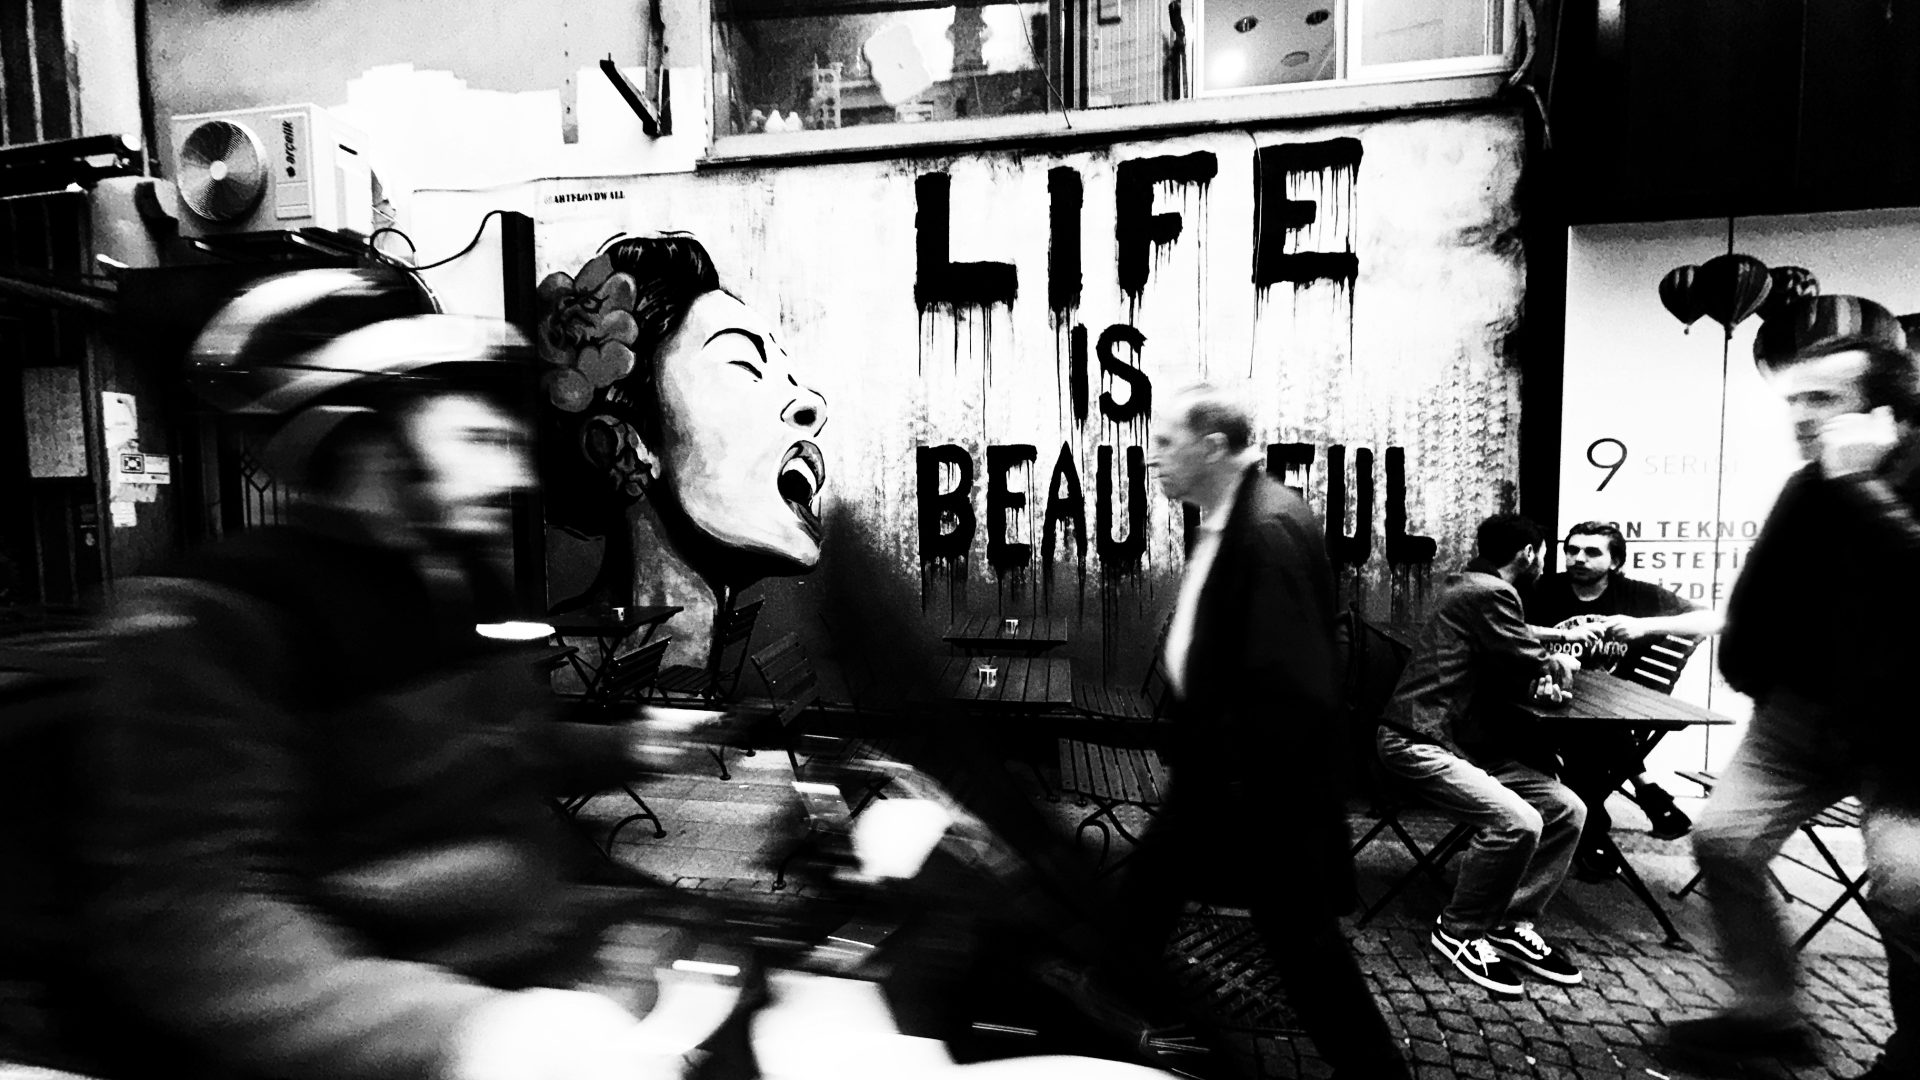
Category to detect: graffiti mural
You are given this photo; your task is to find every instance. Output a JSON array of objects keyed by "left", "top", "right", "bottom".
[
  {"left": 535, "top": 110, "right": 1525, "bottom": 678},
  {"left": 537, "top": 235, "right": 829, "bottom": 666}
]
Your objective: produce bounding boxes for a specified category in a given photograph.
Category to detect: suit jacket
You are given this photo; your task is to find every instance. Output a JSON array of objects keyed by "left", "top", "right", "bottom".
[{"left": 1166, "top": 462, "right": 1353, "bottom": 907}]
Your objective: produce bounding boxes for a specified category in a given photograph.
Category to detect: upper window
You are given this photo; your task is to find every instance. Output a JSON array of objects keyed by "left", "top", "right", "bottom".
[{"left": 711, "top": 0, "right": 1509, "bottom": 137}]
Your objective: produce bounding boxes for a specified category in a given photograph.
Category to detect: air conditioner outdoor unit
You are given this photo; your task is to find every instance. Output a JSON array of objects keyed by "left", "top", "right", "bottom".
[{"left": 167, "top": 104, "right": 376, "bottom": 237}]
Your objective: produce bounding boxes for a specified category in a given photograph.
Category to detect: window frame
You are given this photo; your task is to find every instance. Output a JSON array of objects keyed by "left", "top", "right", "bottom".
[{"left": 701, "top": 0, "right": 1517, "bottom": 165}]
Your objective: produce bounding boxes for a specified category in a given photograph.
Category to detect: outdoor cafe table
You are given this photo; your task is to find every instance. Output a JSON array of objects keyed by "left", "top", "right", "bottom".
[
  {"left": 1516, "top": 670, "right": 1736, "bottom": 950},
  {"left": 933, "top": 655, "right": 1075, "bottom": 711},
  {"left": 546, "top": 605, "right": 682, "bottom": 698},
  {"left": 942, "top": 614, "right": 1070, "bottom": 657}
]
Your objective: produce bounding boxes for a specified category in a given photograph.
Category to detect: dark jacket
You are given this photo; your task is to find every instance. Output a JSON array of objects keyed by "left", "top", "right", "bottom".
[
  {"left": 1383, "top": 558, "right": 1550, "bottom": 761},
  {"left": 74, "top": 518, "right": 642, "bottom": 1080},
  {"left": 1722, "top": 440, "right": 1920, "bottom": 805},
  {"left": 1168, "top": 463, "right": 1351, "bottom": 907}
]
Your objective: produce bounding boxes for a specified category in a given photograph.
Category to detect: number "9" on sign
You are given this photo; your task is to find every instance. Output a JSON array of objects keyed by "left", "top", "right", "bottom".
[{"left": 1587, "top": 438, "right": 1627, "bottom": 492}]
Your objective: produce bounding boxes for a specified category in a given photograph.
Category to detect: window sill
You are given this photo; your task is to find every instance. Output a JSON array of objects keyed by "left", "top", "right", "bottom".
[{"left": 702, "top": 66, "right": 1511, "bottom": 168}]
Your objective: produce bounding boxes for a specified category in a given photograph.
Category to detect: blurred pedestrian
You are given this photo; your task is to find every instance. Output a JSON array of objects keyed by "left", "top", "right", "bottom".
[
  {"left": 73, "top": 269, "right": 715, "bottom": 1080},
  {"left": 1377, "top": 513, "right": 1585, "bottom": 997},
  {"left": 1111, "top": 381, "right": 1409, "bottom": 1080},
  {"left": 1666, "top": 295, "right": 1920, "bottom": 1080}
]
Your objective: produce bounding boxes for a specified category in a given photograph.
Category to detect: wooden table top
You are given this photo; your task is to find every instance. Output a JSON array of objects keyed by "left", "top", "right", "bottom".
[
  {"left": 942, "top": 614, "right": 1070, "bottom": 649},
  {"left": 547, "top": 605, "right": 682, "bottom": 636},
  {"left": 1516, "top": 671, "right": 1736, "bottom": 727},
  {"left": 934, "top": 655, "right": 1075, "bottom": 708}
]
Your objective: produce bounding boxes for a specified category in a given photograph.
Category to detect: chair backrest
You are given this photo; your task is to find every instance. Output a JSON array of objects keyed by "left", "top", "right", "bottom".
[
  {"left": 1334, "top": 606, "right": 1415, "bottom": 801},
  {"left": 708, "top": 598, "right": 765, "bottom": 694},
  {"left": 597, "top": 637, "right": 672, "bottom": 703},
  {"left": 1139, "top": 614, "right": 1174, "bottom": 719},
  {"left": 1614, "top": 633, "right": 1703, "bottom": 695},
  {"left": 751, "top": 632, "right": 820, "bottom": 728}
]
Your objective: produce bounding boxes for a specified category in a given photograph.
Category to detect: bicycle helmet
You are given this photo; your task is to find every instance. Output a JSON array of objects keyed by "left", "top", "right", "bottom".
[{"left": 188, "top": 267, "right": 533, "bottom": 492}]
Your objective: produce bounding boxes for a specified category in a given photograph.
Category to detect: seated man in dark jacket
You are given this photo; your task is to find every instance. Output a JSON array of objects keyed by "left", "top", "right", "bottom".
[
  {"left": 71, "top": 270, "right": 716, "bottom": 1080},
  {"left": 1376, "top": 513, "right": 1583, "bottom": 998},
  {"left": 1527, "top": 520, "right": 1723, "bottom": 878}
]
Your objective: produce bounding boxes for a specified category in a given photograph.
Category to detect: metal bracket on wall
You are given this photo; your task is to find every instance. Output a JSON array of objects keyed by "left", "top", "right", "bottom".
[{"left": 600, "top": 58, "right": 671, "bottom": 138}]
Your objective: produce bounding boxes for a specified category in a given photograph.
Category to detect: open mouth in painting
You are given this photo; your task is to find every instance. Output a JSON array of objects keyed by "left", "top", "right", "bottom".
[{"left": 778, "top": 440, "right": 827, "bottom": 542}]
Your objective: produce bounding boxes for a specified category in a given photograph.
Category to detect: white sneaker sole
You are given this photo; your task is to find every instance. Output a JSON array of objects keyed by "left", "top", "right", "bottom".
[{"left": 1429, "top": 931, "right": 1524, "bottom": 996}]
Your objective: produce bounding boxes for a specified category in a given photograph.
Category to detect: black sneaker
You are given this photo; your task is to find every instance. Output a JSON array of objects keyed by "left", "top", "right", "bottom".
[
  {"left": 1486, "top": 921, "right": 1583, "bottom": 985},
  {"left": 1635, "top": 783, "right": 1694, "bottom": 841},
  {"left": 1430, "top": 919, "right": 1525, "bottom": 995}
]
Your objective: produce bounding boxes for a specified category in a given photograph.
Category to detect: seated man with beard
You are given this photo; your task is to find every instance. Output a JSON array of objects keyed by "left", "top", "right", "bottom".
[{"left": 1376, "top": 513, "right": 1585, "bottom": 998}]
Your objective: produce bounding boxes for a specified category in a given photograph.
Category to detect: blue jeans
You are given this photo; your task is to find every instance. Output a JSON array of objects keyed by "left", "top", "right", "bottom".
[
  {"left": 1375, "top": 727, "right": 1587, "bottom": 936},
  {"left": 1691, "top": 689, "right": 1920, "bottom": 1069}
]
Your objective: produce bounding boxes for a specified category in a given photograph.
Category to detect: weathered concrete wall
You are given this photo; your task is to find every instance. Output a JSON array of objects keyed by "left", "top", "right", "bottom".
[{"left": 532, "top": 109, "right": 1527, "bottom": 677}]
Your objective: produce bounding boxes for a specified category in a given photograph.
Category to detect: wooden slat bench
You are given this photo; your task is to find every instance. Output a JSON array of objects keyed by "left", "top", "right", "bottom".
[
  {"left": 1055, "top": 738, "right": 1168, "bottom": 876},
  {"left": 1671, "top": 769, "right": 1877, "bottom": 950}
]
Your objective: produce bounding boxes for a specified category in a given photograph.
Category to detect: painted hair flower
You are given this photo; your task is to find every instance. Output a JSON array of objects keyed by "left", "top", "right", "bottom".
[{"left": 536, "top": 254, "right": 640, "bottom": 413}]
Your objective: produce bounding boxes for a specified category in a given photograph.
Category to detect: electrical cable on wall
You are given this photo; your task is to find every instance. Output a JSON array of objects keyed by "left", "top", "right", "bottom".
[{"left": 410, "top": 209, "right": 508, "bottom": 271}]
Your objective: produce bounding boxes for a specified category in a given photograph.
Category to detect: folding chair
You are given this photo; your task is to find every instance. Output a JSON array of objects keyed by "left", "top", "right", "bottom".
[
  {"left": 749, "top": 632, "right": 897, "bottom": 889},
  {"left": 653, "top": 599, "right": 766, "bottom": 779},
  {"left": 1066, "top": 616, "right": 1173, "bottom": 747},
  {"left": 655, "top": 598, "right": 764, "bottom": 703},
  {"left": 1335, "top": 606, "right": 1473, "bottom": 926},
  {"left": 1669, "top": 773, "right": 1877, "bottom": 951},
  {"left": 549, "top": 638, "right": 673, "bottom": 852},
  {"left": 585, "top": 636, "right": 672, "bottom": 707},
  {"left": 1614, "top": 632, "right": 1702, "bottom": 695},
  {"left": 1053, "top": 737, "right": 1168, "bottom": 876},
  {"left": 1599, "top": 632, "right": 1706, "bottom": 823}
]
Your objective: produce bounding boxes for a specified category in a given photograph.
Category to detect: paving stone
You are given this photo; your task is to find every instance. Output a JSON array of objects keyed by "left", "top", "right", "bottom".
[
  {"left": 1531, "top": 1041, "right": 1574, "bottom": 1065},
  {"left": 1452, "top": 1056, "right": 1497, "bottom": 1079},
  {"left": 1402, "top": 1015, "right": 1445, "bottom": 1043},
  {"left": 1408, "top": 1039, "right": 1450, "bottom": 1065},
  {"left": 1481, "top": 1021, "right": 1523, "bottom": 1046},
  {"left": 1517, "top": 1019, "right": 1560, "bottom": 1043},
  {"left": 1487, "top": 1041, "right": 1532, "bottom": 1072},
  {"left": 1590, "top": 1021, "right": 1636, "bottom": 1047},
  {"left": 1445, "top": 1033, "right": 1490, "bottom": 1060},
  {"left": 1386, "top": 991, "right": 1425, "bottom": 1015},
  {"left": 1561, "top": 1024, "right": 1608, "bottom": 1049},
  {"left": 1435, "top": 1009, "right": 1479, "bottom": 1036},
  {"left": 1568, "top": 1040, "right": 1618, "bottom": 1067},
  {"left": 1609, "top": 1042, "right": 1665, "bottom": 1073}
]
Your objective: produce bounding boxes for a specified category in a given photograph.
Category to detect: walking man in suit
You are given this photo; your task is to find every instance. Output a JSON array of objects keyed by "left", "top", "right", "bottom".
[{"left": 1110, "top": 381, "right": 1409, "bottom": 1080}]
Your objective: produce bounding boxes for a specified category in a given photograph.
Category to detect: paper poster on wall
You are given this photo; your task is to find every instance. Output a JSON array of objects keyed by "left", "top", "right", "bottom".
[
  {"left": 22, "top": 367, "right": 87, "bottom": 478},
  {"left": 102, "top": 391, "right": 150, "bottom": 516},
  {"left": 1561, "top": 209, "right": 1920, "bottom": 772}
]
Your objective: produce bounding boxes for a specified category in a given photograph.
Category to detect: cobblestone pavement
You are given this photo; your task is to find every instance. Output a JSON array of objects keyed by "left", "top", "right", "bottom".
[
  {"left": 607, "top": 755, "right": 1895, "bottom": 1080},
  {"left": 1340, "top": 907, "right": 1889, "bottom": 1080}
]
